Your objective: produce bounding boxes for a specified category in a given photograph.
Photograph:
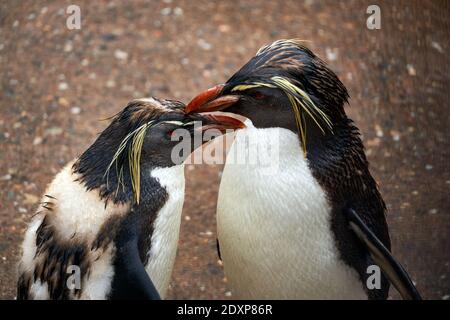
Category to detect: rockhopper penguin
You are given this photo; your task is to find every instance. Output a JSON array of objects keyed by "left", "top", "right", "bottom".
[
  {"left": 186, "top": 40, "right": 421, "bottom": 300},
  {"left": 17, "top": 97, "right": 244, "bottom": 300}
]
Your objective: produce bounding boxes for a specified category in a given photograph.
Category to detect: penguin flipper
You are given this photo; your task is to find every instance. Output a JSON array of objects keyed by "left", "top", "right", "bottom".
[
  {"left": 110, "top": 240, "right": 161, "bottom": 300},
  {"left": 346, "top": 208, "right": 422, "bottom": 300},
  {"left": 123, "top": 256, "right": 161, "bottom": 300}
]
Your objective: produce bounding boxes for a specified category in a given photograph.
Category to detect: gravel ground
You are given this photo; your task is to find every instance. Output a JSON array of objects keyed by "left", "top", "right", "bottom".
[{"left": 0, "top": 0, "right": 448, "bottom": 300}]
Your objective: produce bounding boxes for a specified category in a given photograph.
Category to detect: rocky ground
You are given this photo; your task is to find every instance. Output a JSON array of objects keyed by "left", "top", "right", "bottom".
[{"left": 0, "top": 0, "right": 448, "bottom": 299}]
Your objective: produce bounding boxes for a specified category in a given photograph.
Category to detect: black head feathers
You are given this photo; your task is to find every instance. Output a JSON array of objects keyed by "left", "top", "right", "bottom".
[
  {"left": 226, "top": 39, "right": 349, "bottom": 113},
  {"left": 72, "top": 98, "right": 186, "bottom": 204}
]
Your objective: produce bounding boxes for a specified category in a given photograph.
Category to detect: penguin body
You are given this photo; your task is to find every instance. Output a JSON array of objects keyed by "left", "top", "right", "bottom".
[
  {"left": 19, "top": 161, "right": 155, "bottom": 299},
  {"left": 17, "top": 98, "right": 243, "bottom": 299},
  {"left": 217, "top": 127, "right": 366, "bottom": 299}
]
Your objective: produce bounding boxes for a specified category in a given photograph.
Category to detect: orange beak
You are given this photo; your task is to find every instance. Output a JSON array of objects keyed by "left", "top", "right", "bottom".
[
  {"left": 185, "top": 84, "right": 240, "bottom": 114},
  {"left": 200, "top": 113, "right": 246, "bottom": 132}
]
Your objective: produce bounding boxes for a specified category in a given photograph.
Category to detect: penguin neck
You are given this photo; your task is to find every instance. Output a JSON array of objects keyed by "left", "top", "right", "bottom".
[
  {"left": 301, "top": 116, "right": 379, "bottom": 208},
  {"left": 232, "top": 117, "right": 362, "bottom": 181},
  {"left": 112, "top": 164, "right": 185, "bottom": 272},
  {"left": 143, "top": 164, "right": 186, "bottom": 298},
  {"left": 304, "top": 116, "right": 356, "bottom": 177}
]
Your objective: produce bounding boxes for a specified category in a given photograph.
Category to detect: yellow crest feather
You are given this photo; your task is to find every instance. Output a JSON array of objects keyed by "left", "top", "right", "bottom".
[
  {"left": 104, "top": 121, "right": 153, "bottom": 204},
  {"left": 231, "top": 76, "right": 333, "bottom": 154}
]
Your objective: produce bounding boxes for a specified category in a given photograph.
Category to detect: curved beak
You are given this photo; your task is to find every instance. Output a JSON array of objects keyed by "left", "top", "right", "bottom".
[
  {"left": 199, "top": 113, "right": 246, "bottom": 132},
  {"left": 185, "top": 84, "right": 241, "bottom": 114}
]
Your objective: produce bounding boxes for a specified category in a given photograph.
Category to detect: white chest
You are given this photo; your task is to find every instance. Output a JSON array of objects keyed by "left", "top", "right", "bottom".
[
  {"left": 144, "top": 165, "right": 185, "bottom": 298},
  {"left": 217, "top": 128, "right": 366, "bottom": 299}
]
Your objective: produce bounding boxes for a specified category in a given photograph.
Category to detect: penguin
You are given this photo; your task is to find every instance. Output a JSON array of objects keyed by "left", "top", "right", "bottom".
[
  {"left": 185, "top": 40, "right": 421, "bottom": 300},
  {"left": 17, "top": 97, "right": 244, "bottom": 300}
]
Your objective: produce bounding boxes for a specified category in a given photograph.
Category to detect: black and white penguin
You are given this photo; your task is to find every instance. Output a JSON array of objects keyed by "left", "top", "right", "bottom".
[
  {"left": 186, "top": 40, "right": 421, "bottom": 300},
  {"left": 17, "top": 97, "right": 244, "bottom": 300}
]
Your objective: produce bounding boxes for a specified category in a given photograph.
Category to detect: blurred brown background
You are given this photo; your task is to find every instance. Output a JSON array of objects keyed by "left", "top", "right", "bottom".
[{"left": 0, "top": 0, "right": 448, "bottom": 299}]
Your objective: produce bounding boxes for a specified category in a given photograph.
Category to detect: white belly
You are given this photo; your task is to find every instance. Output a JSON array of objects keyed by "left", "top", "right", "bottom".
[{"left": 217, "top": 127, "right": 366, "bottom": 299}]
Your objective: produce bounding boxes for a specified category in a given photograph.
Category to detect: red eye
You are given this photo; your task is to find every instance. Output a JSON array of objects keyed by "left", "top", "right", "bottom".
[
  {"left": 167, "top": 130, "right": 174, "bottom": 138},
  {"left": 253, "top": 92, "right": 266, "bottom": 100}
]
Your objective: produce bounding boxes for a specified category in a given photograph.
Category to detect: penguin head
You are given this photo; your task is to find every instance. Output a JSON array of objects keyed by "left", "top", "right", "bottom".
[
  {"left": 115, "top": 98, "right": 244, "bottom": 168},
  {"left": 185, "top": 39, "right": 350, "bottom": 152},
  {"left": 73, "top": 97, "right": 244, "bottom": 203}
]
